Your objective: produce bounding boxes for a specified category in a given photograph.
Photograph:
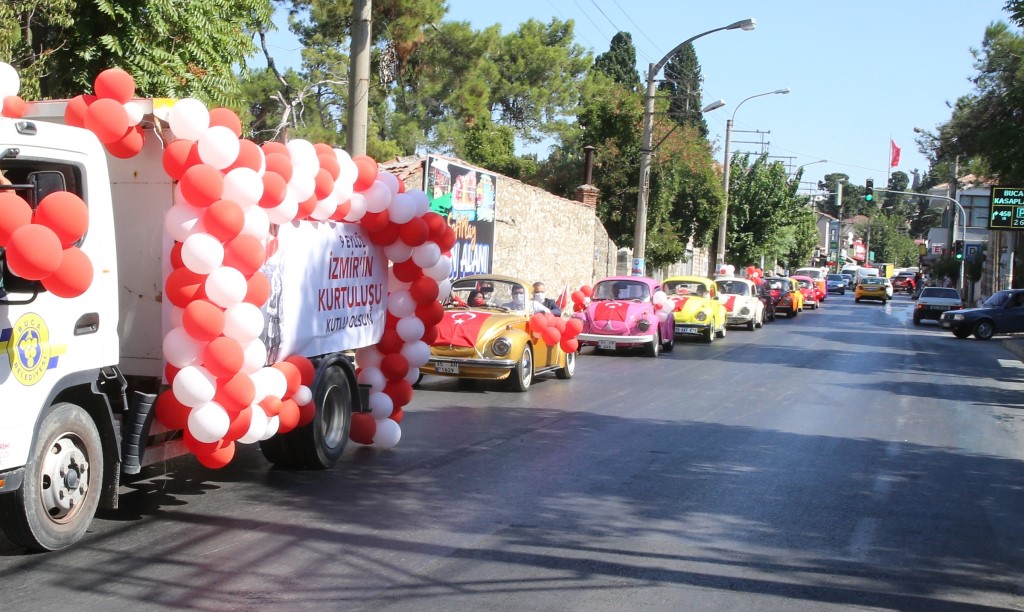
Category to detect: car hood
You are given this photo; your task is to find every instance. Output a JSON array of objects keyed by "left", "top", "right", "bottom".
[
  {"left": 940, "top": 306, "right": 985, "bottom": 317},
  {"left": 433, "top": 310, "right": 521, "bottom": 348},
  {"left": 719, "top": 294, "right": 753, "bottom": 312},
  {"left": 668, "top": 295, "right": 716, "bottom": 319},
  {"left": 584, "top": 300, "right": 654, "bottom": 333}
]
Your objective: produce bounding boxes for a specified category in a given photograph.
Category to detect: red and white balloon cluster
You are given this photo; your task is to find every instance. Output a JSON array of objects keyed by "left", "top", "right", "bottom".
[
  {"left": 350, "top": 209, "right": 456, "bottom": 449},
  {"left": 744, "top": 265, "right": 764, "bottom": 285},
  {"left": 0, "top": 62, "right": 25, "bottom": 118},
  {"left": 651, "top": 289, "right": 672, "bottom": 321},
  {"left": 62, "top": 68, "right": 150, "bottom": 159},
  {"left": 527, "top": 311, "right": 584, "bottom": 353},
  {"left": 570, "top": 285, "right": 594, "bottom": 312}
]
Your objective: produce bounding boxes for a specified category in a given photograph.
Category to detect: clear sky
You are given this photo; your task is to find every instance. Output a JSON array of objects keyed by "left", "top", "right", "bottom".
[{"left": 259, "top": 0, "right": 1012, "bottom": 192}]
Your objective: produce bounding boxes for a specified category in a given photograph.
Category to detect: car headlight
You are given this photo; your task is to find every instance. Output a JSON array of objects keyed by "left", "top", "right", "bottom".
[
  {"left": 739, "top": 307, "right": 750, "bottom": 316},
  {"left": 491, "top": 337, "right": 512, "bottom": 356},
  {"left": 953, "top": 314, "right": 964, "bottom": 321},
  {"left": 636, "top": 318, "right": 651, "bottom": 331},
  {"left": 695, "top": 311, "right": 707, "bottom": 322}
]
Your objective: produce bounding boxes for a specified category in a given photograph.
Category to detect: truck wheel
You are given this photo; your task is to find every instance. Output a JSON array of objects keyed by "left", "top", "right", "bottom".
[
  {"left": 555, "top": 349, "right": 576, "bottom": 379},
  {"left": 508, "top": 345, "right": 534, "bottom": 391},
  {"left": 0, "top": 403, "right": 103, "bottom": 551}
]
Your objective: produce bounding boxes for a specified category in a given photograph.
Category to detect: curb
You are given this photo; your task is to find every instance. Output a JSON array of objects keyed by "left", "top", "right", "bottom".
[{"left": 1001, "top": 338, "right": 1024, "bottom": 362}]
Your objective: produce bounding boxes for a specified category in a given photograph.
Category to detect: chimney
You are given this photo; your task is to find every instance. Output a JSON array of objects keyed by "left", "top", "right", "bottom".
[{"left": 575, "top": 145, "right": 600, "bottom": 208}]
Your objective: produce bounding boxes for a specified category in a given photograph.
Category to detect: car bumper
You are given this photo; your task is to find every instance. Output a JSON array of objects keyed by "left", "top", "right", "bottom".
[
  {"left": 725, "top": 314, "right": 754, "bottom": 326},
  {"left": 916, "top": 306, "right": 957, "bottom": 320},
  {"left": 857, "top": 293, "right": 887, "bottom": 300},
  {"left": 422, "top": 356, "right": 516, "bottom": 380},
  {"left": 672, "top": 322, "right": 712, "bottom": 336},
  {"left": 578, "top": 332, "right": 655, "bottom": 346}
]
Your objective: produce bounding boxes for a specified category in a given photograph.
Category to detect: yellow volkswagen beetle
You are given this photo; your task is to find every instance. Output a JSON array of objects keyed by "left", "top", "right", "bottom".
[
  {"left": 420, "top": 274, "right": 575, "bottom": 391},
  {"left": 661, "top": 276, "right": 728, "bottom": 343}
]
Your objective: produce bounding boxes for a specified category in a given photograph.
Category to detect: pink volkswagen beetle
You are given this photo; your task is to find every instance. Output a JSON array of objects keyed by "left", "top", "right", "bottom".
[{"left": 575, "top": 276, "right": 675, "bottom": 357}]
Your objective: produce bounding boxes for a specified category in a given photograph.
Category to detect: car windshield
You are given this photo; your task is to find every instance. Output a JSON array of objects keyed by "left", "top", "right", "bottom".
[
  {"left": 762, "top": 279, "right": 787, "bottom": 292},
  {"left": 794, "top": 279, "right": 812, "bottom": 289},
  {"left": 827, "top": 274, "right": 844, "bottom": 282},
  {"left": 661, "top": 279, "right": 708, "bottom": 298},
  {"left": 715, "top": 280, "right": 749, "bottom": 296},
  {"left": 593, "top": 280, "right": 651, "bottom": 301},
  {"left": 861, "top": 278, "right": 884, "bottom": 286},
  {"left": 983, "top": 291, "right": 1012, "bottom": 308},
  {"left": 447, "top": 279, "right": 527, "bottom": 312},
  {"left": 921, "top": 288, "right": 961, "bottom": 300}
]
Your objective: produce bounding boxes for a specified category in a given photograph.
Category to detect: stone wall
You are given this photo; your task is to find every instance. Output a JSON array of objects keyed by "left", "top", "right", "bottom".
[{"left": 384, "top": 156, "right": 618, "bottom": 292}]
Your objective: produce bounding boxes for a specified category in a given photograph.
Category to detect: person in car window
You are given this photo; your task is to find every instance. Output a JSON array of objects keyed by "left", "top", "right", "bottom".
[
  {"left": 468, "top": 290, "right": 486, "bottom": 307},
  {"left": 503, "top": 285, "right": 528, "bottom": 309}
]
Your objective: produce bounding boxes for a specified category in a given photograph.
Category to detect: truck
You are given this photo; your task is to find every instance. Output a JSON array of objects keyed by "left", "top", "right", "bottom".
[{"left": 0, "top": 99, "right": 387, "bottom": 551}]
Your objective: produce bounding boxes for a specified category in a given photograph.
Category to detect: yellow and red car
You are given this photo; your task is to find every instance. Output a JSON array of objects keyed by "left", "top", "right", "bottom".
[
  {"left": 661, "top": 276, "right": 728, "bottom": 343},
  {"left": 762, "top": 276, "right": 804, "bottom": 318},
  {"left": 791, "top": 275, "right": 820, "bottom": 310},
  {"left": 422, "top": 275, "right": 575, "bottom": 391}
]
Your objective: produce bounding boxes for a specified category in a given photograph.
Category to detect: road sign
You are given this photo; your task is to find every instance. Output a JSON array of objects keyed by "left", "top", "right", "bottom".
[
  {"left": 989, "top": 187, "right": 1024, "bottom": 230},
  {"left": 965, "top": 242, "right": 981, "bottom": 261}
]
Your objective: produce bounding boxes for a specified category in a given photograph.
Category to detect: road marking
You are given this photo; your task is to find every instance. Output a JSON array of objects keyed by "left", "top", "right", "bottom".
[{"left": 998, "top": 359, "right": 1024, "bottom": 369}]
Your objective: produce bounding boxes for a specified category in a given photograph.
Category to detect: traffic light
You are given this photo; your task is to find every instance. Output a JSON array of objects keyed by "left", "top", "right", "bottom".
[
  {"left": 864, "top": 178, "right": 874, "bottom": 202},
  {"left": 954, "top": 240, "right": 964, "bottom": 261}
]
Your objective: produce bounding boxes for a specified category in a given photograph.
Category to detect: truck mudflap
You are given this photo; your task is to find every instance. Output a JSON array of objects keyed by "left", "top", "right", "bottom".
[{"left": 0, "top": 467, "right": 25, "bottom": 494}]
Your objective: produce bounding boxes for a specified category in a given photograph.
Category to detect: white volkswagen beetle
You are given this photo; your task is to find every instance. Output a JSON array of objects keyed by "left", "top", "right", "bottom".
[{"left": 714, "top": 276, "right": 765, "bottom": 330}]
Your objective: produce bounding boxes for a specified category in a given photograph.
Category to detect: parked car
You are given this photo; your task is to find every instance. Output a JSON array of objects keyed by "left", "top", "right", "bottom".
[
  {"left": 661, "top": 275, "right": 729, "bottom": 343},
  {"left": 940, "top": 289, "right": 1024, "bottom": 340},
  {"left": 855, "top": 276, "right": 889, "bottom": 304},
  {"left": 892, "top": 271, "right": 916, "bottom": 294},
  {"left": 714, "top": 276, "right": 765, "bottom": 330},
  {"left": 762, "top": 276, "right": 803, "bottom": 318},
  {"left": 826, "top": 273, "right": 847, "bottom": 295},
  {"left": 791, "top": 275, "right": 821, "bottom": 310},
  {"left": 913, "top": 287, "right": 964, "bottom": 324},
  {"left": 423, "top": 274, "right": 575, "bottom": 391},
  {"left": 576, "top": 276, "right": 675, "bottom": 356}
]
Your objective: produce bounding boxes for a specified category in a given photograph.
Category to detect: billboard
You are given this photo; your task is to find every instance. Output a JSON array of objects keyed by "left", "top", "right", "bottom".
[
  {"left": 424, "top": 156, "right": 496, "bottom": 279},
  {"left": 989, "top": 187, "right": 1024, "bottom": 230}
]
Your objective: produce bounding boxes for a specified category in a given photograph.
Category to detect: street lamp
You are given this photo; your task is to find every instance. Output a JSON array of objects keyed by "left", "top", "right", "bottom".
[
  {"left": 795, "top": 159, "right": 827, "bottom": 175},
  {"left": 631, "top": 17, "right": 756, "bottom": 277},
  {"left": 715, "top": 87, "right": 790, "bottom": 269}
]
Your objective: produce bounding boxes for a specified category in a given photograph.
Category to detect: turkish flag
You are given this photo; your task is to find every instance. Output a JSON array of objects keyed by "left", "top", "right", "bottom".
[
  {"left": 890, "top": 140, "right": 901, "bottom": 168},
  {"left": 721, "top": 295, "right": 737, "bottom": 312},
  {"left": 594, "top": 301, "right": 628, "bottom": 322},
  {"left": 555, "top": 285, "right": 569, "bottom": 310},
  {"left": 433, "top": 312, "right": 493, "bottom": 347}
]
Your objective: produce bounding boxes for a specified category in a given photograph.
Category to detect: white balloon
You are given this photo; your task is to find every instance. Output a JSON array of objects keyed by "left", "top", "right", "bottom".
[
  {"left": 400, "top": 340, "right": 430, "bottom": 368},
  {"left": 123, "top": 102, "right": 144, "bottom": 127},
  {"left": 310, "top": 191, "right": 338, "bottom": 221},
  {"left": 412, "top": 243, "right": 442, "bottom": 269},
  {"left": 223, "top": 168, "right": 264, "bottom": 207},
  {"left": 260, "top": 415, "right": 280, "bottom": 441},
  {"left": 181, "top": 232, "right": 224, "bottom": 275},
  {"left": 264, "top": 366, "right": 288, "bottom": 399},
  {"left": 387, "top": 289, "right": 416, "bottom": 318},
  {"left": 164, "top": 202, "right": 203, "bottom": 243},
  {"left": 266, "top": 194, "right": 299, "bottom": 225},
  {"left": 388, "top": 192, "right": 416, "bottom": 224},
  {"left": 335, "top": 148, "right": 358, "bottom": 185},
  {"left": 198, "top": 125, "right": 240, "bottom": 170},
  {"left": 205, "top": 266, "right": 248, "bottom": 308},
  {"left": 424, "top": 255, "right": 452, "bottom": 281},
  {"left": 407, "top": 189, "right": 430, "bottom": 217},
  {"left": 376, "top": 172, "right": 400, "bottom": 196},
  {"left": 188, "top": 401, "right": 230, "bottom": 443},
  {"left": 168, "top": 98, "right": 210, "bottom": 141},
  {"left": 404, "top": 367, "right": 421, "bottom": 385},
  {"left": 237, "top": 403, "right": 268, "bottom": 444},
  {"left": 240, "top": 205, "right": 270, "bottom": 239},
  {"left": 287, "top": 173, "right": 316, "bottom": 203},
  {"left": 373, "top": 418, "right": 402, "bottom": 449},
  {"left": 368, "top": 392, "right": 393, "bottom": 419},
  {"left": 293, "top": 385, "right": 313, "bottom": 406},
  {"left": 241, "top": 338, "right": 267, "bottom": 374},
  {"left": 656, "top": 310, "right": 670, "bottom": 322},
  {"left": 163, "top": 326, "right": 204, "bottom": 368},
  {"left": 383, "top": 242, "right": 413, "bottom": 263},
  {"left": 286, "top": 139, "right": 319, "bottom": 175},
  {"left": 172, "top": 365, "right": 217, "bottom": 408},
  {"left": 0, "top": 62, "right": 20, "bottom": 99},
  {"left": 332, "top": 175, "right": 354, "bottom": 203},
  {"left": 396, "top": 316, "right": 425, "bottom": 342},
  {"left": 355, "top": 345, "right": 384, "bottom": 369},
  {"left": 223, "top": 302, "right": 265, "bottom": 342},
  {"left": 653, "top": 290, "right": 668, "bottom": 305},
  {"left": 363, "top": 180, "right": 392, "bottom": 213},
  {"left": 344, "top": 192, "right": 367, "bottom": 222},
  {"left": 437, "top": 278, "right": 453, "bottom": 300},
  {"left": 357, "top": 366, "right": 386, "bottom": 393}
]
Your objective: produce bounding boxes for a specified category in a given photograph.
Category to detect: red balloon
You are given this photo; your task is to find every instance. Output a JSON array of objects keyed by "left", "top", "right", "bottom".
[
  {"left": 423, "top": 212, "right": 447, "bottom": 238},
  {"left": 182, "top": 299, "right": 225, "bottom": 341},
  {"left": 358, "top": 210, "right": 387, "bottom": 233},
  {"left": 421, "top": 324, "right": 438, "bottom": 345},
  {"left": 165, "top": 267, "right": 206, "bottom": 308},
  {"left": 259, "top": 171, "right": 288, "bottom": 208},
  {"left": 550, "top": 317, "right": 567, "bottom": 333},
  {"left": 259, "top": 395, "right": 282, "bottom": 418},
  {"left": 398, "top": 217, "right": 429, "bottom": 247},
  {"left": 155, "top": 390, "right": 191, "bottom": 430},
  {"left": 277, "top": 398, "right": 300, "bottom": 434},
  {"left": 264, "top": 152, "right": 293, "bottom": 183},
  {"left": 35, "top": 191, "right": 89, "bottom": 246},
  {"left": 105, "top": 124, "right": 144, "bottom": 159},
  {"left": 390, "top": 407, "right": 404, "bottom": 423},
  {"left": 64, "top": 95, "right": 96, "bottom": 129},
  {"left": 164, "top": 362, "right": 180, "bottom": 385},
  {"left": 223, "top": 405, "right": 253, "bottom": 441},
  {"left": 260, "top": 141, "right": 289, "bottom": 159},
  {"left": 565, "top": 317, "right": 583, "bottom": 336},
  {"left": 415, "top": 300, "right": 445, "bottom": 327},
  {"left": 350, "top": 412, "right": 376, "bottom": 445},
  {"left": 298, "top": 401, "right": 316, "bottom": 427},
  {"left": 184, "top": 429, "right": 228, "bottom": 457},
  {"left": 409, "top": 275, "right": 439, "bottom": 304},
  {"left": 272, "top": 361, "right": 301, "bottom": 397},
  {"left": 85, "top": 98, "right": 130, "bottom": 144},
  {"left": 208, "top": 107, "right": 242, "bottom": 137},
  {"left": 380, "top": 353, "right": 409, "bottom": 381},
  {"left": 317, "top": 152, "right": 340, "bottom": 180},
  {"left": 203, "top": 199, "right": 245, "bottom": 242},
  {"left": 559, "top": 338, "right": 579, "bottom": 353},
  {"left": 330, "top": 198, "right": 352, "bottom": 221},
  {"left": 3, "top": 95, "right": 25, "bottom": 118},
  {"left": 223, "top": 234, "right": 266, "bottom": 278},
  {"left": 580, "top": 285, "right": 593, "bottom": 297},
  {"left": 41, "top": 246, "right": 93, "bottom": 298},
  {"left": 368, "top": 222, "right": 399, "bottom": 246},
  {"left": 6, "top": 224, "right": 63, "bottom": 280},
  {"left": 313, "top": 143, "right": 335, "bottom": 156},
  {"left": 435, "top": 226, "right": 456, "bottom": 253},
  {"left": 0, "top": 192, "right": 32, "bottom": 246},
  {"left": 179, "top": 164, "right": 224, "bottom": 208},
  {"left": 571, "top": 290, "right": 585, "bottom": 305},
  {"left": 195, "top": 441, "right": 236, "bottom": 469},
  {"left": 384, "top": 379, "right": 413, "bottom": 408},
  {"left": 284, "top": 354, "right": 316, "bottom": 386},
  {"left": 93, "top": 68, "right": 136, "bottom": 103},
  {"left": 296, "top": 194, "right": 317, "bottom": 220},
  {"left": 216, "top": 372, "right": 256, "bottom": 413},
  {"left": 203, "top": 336, "right": 244, "bottom": 379},
  {"left": 352, "top": 155, "right": 379, "bottom": 192},
  {"left": 227, "top": 139, "right": 264, "bottom": 173},
  {"left": 541, "top": 326, "right": 561, "bottom": 346},
  {"left": 314, "top": 168, "right": 334, "bottom": 201},
  {"left": 245, "top": 271, "right": 271, "bottom": 306},
  {"left": 392, "top": 259, "right": 423, "bottom": 284},
  {"left": 377, "top": 329, "right": 404, "bottom": 355},
  {"left": 162, "top": 139, "right": 200, "bottom": 180}
]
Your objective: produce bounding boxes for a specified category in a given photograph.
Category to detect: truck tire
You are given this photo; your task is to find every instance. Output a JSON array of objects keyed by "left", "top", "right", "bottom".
[{"left": 0, "top": 403, "right": 103, "bottom": 551}]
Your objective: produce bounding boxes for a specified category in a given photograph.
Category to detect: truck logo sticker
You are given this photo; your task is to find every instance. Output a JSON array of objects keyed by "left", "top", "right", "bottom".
[{"left": 1, "top": 313, "right": 64, "bottom": 386}]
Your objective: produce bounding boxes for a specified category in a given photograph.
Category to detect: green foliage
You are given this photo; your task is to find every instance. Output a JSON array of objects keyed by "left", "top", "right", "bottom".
[
  {"left": 592, "top": 32, "right": 640, "bottom": 91},
  {"left": 462, "top": 116, "right": 538, "bottom": 180},
  {"left": 659, "top": 43, "right": 708, "bottom": 139},
  {"left": 854, "top": 213, "right": 921, "bottom": 267}
]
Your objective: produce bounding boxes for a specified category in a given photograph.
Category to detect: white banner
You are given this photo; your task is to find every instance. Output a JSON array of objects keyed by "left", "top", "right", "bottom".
[{"left": 261, "top": 221, "right": 386, "bottom": 363}]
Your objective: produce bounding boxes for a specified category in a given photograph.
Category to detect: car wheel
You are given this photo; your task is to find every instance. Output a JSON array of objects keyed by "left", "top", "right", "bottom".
[
  {"left": 855, "top": 298, "right": 861, "bottom": 303},
  {"left": 716, "top": 322, "right": 726, "bottom": 339},
  {"left": 0, "top": 403, "right": 103, "bottom": 551},
  {"left": 704, "top": 327, "right": 715, "bottom": 343},
  {"left": 508, "top": 344, "right": 534, "bottom": 391},
  {"left": 912, "top": 316, "right": 921, "bottom": 325},
  {"left": 953, "top": 328, "right": 972, "bottom": 339},
  {"left": 555, "top": 349, "right": 576, "bottom": 379},
  {"left": 974, "top": 319, "right": 995, "bottom": 341},
  {"left": 662, "top": 328, "right": 675, "bottom": 352},
  {"left": 645, "top": 329, "right": 660, "bottom": 357},
  {"left": 413, "top": 372, "right": 424, "bottom": 387},
  {"left": 882, "top": 300, "right": 887, "bottom": 306}
]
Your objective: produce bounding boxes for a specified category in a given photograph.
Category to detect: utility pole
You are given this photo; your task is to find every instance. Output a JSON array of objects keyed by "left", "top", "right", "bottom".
[
  {"left": 835, "top": 180, "right": 843, "bottom": 272},
  {"left": 347, "top": 0, "right": 371, "bottom": 156}
]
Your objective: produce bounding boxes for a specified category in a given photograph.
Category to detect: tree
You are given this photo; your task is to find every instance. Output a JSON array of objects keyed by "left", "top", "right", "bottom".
[
  {"left": 592, "top": 31, "right": 640, "bottom": 91},
  {"left": 658, "top": 43, "right": 708, "bottom": 138}
]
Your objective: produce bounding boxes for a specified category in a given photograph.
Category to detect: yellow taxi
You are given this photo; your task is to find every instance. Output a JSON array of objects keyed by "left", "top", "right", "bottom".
[{"left": 855, "top": 276, "right": 888, "bottom": 304}]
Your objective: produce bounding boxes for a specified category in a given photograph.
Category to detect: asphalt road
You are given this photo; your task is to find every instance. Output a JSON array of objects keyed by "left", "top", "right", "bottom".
[{"left": 3, "top": 291, "right": 1024, "bottom": 611}]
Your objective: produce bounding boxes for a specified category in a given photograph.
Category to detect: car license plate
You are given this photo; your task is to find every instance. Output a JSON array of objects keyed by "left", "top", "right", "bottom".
[
  {"left": 598, "top": 340, "right": 617, "bottom": 350},
  {"left": 675, "top": 326, "right": 698, "bottom": 334},
  {"left": 933, "top": 305, "right": 950, "bottom": 311},
  {"left": 435, "top": 363, "right": 459, "bottom": 374},
  {"left": 941, "top": 320, "right": 951, "bottom": 328}
]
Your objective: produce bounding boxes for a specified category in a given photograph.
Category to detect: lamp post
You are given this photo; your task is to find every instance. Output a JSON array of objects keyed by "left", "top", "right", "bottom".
[
  {"left": 795, "top": 159, "right": 827, "bottom": 176},
  {"left": 715, "top": 87, "right": 790, "bottom": 270},
  {"left": 631, "top": 17, "right": 756, "bottom": 277}
]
